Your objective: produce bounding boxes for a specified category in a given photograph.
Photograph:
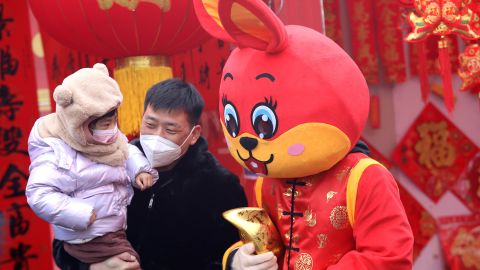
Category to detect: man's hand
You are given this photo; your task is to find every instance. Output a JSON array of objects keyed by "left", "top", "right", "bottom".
[
  {"left": 89, "top": 252, "right": 140, "bottom": 270},
  {"left": 135, "top": 172, "right": 154, "bottom": 191},
  {"left": 231, "top": 243, "right": 278, "bottom": 270},
  {"left": 88, "top": 210, "right": 96, "bottom": 226}
]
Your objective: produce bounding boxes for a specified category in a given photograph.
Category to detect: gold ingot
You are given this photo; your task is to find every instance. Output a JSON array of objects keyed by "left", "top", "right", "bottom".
[{"left": 223, "top": 207, "right": 283, "bottom": 257}]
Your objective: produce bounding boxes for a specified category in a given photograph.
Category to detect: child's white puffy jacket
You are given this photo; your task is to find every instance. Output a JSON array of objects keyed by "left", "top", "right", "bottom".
[{"left": 26, "top": 119, "right": 158, "bottom": 242}]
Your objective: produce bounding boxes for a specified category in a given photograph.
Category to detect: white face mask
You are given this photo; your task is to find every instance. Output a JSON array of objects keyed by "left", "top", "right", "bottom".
[
  {"left": 92, "top": 125, "right": 119, "bottom": 144},
  {"left": 140, "top": 127, "right": 195, "bottom": 168}
]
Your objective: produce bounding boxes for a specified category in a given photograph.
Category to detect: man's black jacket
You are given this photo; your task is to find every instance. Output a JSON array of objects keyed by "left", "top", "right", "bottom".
[{"left": 53, "top": 137, "right": 248, "bottom": 270}]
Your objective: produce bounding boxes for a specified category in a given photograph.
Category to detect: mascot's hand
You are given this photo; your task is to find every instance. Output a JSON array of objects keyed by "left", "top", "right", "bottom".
[{"left": 231, "top": 243, "right": 278, "bottom": 270}]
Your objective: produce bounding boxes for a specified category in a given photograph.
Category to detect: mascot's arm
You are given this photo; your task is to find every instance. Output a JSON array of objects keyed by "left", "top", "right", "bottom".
[
  {"left": 328, "top": 165, "right": 414, "bottom": 270},
  {"left": 222, "top": 177, "right": 264, "bottom": 270}
]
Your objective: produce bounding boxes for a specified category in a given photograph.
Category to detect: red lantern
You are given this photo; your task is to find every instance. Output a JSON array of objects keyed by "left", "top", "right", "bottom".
[
  {"left": 29, "top": 0, "right": 211, "bottom": 135},
  {"left": 29, "top": 0, "right": 208, "bottom": 58},
  {"left": 405, "top": 0, "right": 480, "bottom": 112}
]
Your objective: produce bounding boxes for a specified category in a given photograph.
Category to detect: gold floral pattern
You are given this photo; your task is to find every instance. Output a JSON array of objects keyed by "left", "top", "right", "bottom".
[
  {"left": 330, "top": 206, "right": 349, "bottom": 230},
  {"left": 283, "top": 187, "right": 300, "bottom": 198},
  {"left": 277, "top": 204, "right": 283, "bottom": 221},
  {"left": 305, "top": 208, "right": 317, "bottom": 227},
  {"left": 336, "top": 167, "right": 351, "bottom": 181},
  {"left": 317, "top": 234, "right": 328, "bottom": 249},
  {"left": 450, "top": 227, "right": 480, "bottom": 269},
  {"left": 284, "top": 233, "right": 300, "bottom": 243},
  {"left": 326, "top": 191, "right": 338, "bottom": 203},
  {"left": 295, "top": 252, "right": 313, "bottom": 270}
]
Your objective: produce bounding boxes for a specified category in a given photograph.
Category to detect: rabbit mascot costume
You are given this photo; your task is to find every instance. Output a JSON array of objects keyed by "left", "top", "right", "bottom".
[{"left": 193, "top": 1, "right": 414, "bottom": 270}]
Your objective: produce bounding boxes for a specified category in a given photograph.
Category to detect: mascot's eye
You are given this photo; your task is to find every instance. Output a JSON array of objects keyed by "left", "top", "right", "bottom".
[
  {"left": 251, "top": 105, "right": 277, "bottom": 139},
  {"left": 224, "top": 103, "right": 240, "bottom": 137}
]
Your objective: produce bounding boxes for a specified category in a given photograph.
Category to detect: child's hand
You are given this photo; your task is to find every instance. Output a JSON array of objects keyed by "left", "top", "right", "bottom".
[
  {"left": 88, "top": 210, "right": 96, "bottom": 226},
  {"left": 135, "top": 172, "right": 154, "bottom": 191}
]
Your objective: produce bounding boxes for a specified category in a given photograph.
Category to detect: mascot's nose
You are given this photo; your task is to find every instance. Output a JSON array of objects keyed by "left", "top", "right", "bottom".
[{"left": 240, "top": 137, "right": 258, "bottom": 151}]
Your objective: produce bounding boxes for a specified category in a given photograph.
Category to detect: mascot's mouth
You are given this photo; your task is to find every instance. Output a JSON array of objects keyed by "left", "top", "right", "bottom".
[{"left": 237, "top": 150, "right": 274, "bottom": 176}]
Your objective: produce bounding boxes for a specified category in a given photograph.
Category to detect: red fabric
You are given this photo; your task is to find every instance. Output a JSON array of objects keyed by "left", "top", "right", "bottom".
[
  {"left": 29, "top": 0, "right": 210, "bottom": 58},
  {"left": 0, "top": 1, "right": 53, "bottom": 269},
  {"left": 346, "top": 0, "right": 380, "bottom": 84},
  {"left": 258, "top": 153, "right": 413, "bottom": 270},
  {"left": 397, "top": 184, "right": 436, "bottom": 260},
  {"left": 392, "top": 103, "right": 479, "bottom": 202},
  {"left": 374, "top": 0, "right": 406, "bottom": 83},
  {"left": 438, "top": 214, "right": 480, "bottom": 270}
]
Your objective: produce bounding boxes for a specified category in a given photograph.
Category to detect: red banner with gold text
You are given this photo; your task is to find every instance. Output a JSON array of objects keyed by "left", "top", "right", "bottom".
[
  {"left": 346, "top": 0, "right": 380, "bottom": 84},
  {"left": 374, "top": 0, "right": 407, "bottom": 83},
  {"left": 0, "top": 1, "right": 53, "bottom": 269}
]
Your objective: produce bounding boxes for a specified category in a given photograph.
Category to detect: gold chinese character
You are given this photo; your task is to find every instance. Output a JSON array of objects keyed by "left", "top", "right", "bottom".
[{"left": 415, "top": 121, "right": 456, "bottom": 169}]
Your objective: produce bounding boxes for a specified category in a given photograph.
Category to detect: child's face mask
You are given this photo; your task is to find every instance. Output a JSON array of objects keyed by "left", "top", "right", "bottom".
[{"left": 92, "top": 124, "right": 119, "bottom": 144}]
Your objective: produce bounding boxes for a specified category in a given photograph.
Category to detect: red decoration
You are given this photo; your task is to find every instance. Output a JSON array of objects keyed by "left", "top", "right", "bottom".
[
  {"left": 28, "top": 0, "right": 210, "bottom": 58},
  {"left": 392, "top": 103, "right": 479, "bottom": 202},
  {"left": 30, "top": 0, "right": 211, "bottom": 135},
  {"left": 405, "top": 0, "right": 480, "bottom": 112},
  {"left": 452, "top": 153, "right": 480, "bottom": 213},
  {"left": 375, "top": 0, "right": 407, "bottom": 83},
  {"left": 346, "top": 0, "right": 380, "bottom": 84},
  {"left": 398, "top": 184, "right": 436, "bottom": 261},
  {"left": 369, "top": 95, "right": 381, "bottom": 129},
  {"left": 324, "top": 0, "right": 344, "bottom": 47},
  {"left": 170, "top": 38, "right": 245, "bottom": 192},
  {"left": 438, "top": 214, "right": 480, "bottom": 270},
  {"left": 0, "top": 1, "right": 53, "bottom": 269},
  {"left": 458, "top": 44, "right": 480, "bottom": 96}
]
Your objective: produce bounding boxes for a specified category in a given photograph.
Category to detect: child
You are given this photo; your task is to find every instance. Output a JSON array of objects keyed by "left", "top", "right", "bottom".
[{"left": 26, "top": 63, "right": 158, "bottom": 264}]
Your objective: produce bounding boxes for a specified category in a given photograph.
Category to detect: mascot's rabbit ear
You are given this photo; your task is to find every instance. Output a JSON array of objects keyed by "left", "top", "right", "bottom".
[{"left": 194, "top": 0, "right": 288, "bottom": 53}]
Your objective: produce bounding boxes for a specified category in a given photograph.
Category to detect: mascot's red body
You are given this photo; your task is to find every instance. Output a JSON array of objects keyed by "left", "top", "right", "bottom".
[{"left": 194, "top": 1, "right": 414, "bottom": 269}]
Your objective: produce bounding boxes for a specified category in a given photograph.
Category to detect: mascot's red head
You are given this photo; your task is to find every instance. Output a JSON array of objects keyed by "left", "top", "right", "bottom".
[{"left": 194, "top": 0, "right": 370, "bottom": 178}]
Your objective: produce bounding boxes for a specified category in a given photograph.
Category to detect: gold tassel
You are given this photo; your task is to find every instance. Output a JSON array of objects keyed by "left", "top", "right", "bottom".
[{"left": 114, "top": 55, "right": 173, "bottom": 136}]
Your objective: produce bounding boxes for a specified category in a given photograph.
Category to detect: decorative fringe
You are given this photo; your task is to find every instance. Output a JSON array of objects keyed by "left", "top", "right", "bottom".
[
  {"left": 417, "top": 42, "right": 430, "bottom": 103},
  {"left": 438, "top": 38, "right": 454, "bottom": 112},
  {"left": 114, "top": 56, "right": 173, "bottom": 136}
]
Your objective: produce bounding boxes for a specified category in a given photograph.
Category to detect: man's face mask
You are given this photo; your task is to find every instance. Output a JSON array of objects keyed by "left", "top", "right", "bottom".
[{"left": 140, "top": 127, "right": 196, "bottom": 168}]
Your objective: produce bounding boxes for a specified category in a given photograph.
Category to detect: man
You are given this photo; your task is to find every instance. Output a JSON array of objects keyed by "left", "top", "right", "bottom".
[{"left": 53, "top": 79, "right": 248, "bottom": 270}]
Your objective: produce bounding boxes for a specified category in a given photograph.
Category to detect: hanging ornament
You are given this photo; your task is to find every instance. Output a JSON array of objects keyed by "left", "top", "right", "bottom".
[
  {"left": 438, "top": 214, "right": 480, "bottom": 270},
  {"left": 405, "top": 0, "right": 480, "bottom": 112},
  {"left": 458, "top": 44, "right": 480, "bottom": 96},
  {"left": 392, "top": 103, "right": 479, "bottom": 202},
  {"left": 452, "top": 153, "right": 480, "bottom": 213},
  {"left": 29, "top": 0, "right": 210, "bottom": 135}
]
